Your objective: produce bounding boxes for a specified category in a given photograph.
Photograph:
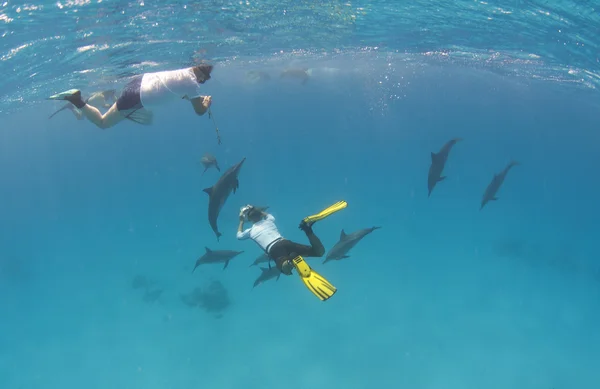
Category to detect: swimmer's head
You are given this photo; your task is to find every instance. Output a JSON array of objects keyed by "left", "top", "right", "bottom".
[{"left": 193, "top": 64, "right": 213, "bottom": 84}]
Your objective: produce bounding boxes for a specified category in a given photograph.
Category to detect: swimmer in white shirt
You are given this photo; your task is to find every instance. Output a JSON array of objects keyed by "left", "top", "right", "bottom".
[
  {"left": 47, "top": 64, "right": 214, "bottom": 129},
  {"left": 236, "top": 206, "right": 326, "bottom": 275}
]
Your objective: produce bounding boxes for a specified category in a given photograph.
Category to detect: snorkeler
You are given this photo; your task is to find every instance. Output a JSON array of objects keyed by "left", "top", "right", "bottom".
[
  {"left": 48, "top": 89, "right": 117, "bottom": 120},
  {"left": 237, "top": 201, "right": 347, "bottom": 301},
  {"left": 46, "top": 64, "right": 214, "bottom": 129}
]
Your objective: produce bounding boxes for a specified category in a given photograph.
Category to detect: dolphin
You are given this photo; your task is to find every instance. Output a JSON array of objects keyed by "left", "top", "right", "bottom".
[
  {"left": 324, "top": 226, "right": 382, "bottom": 263},
  {"left": 480, "top": 161, "right": 520, "bottom": 210},
  {"left": 252, "top": 266, "right": 282, "bottom": 288},
  {"left": 193, "top": 247, "right": 244, "bottom": 272},
  {"left": 280, "top": 68, "right": 310, "bottom": 85},
  {"left": 246, "top": 70, "right": 271, "bottom": 84},
  {"left": 249, "top": 252, "right": 270, "bottom": 267},
  {"left": 200, "top": 153, "right": 221, "bottom": 175},
  {"left": 203, "top": 157, "right": 246, "bottom": 240},
  {"left": 428, "top": 137, "right": 463, "bottom": 197}
]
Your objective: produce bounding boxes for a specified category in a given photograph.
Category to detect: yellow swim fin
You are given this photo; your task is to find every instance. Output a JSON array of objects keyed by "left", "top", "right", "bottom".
[
  {"left": 302, "top": 200, "right": 348, "bottom": 225},
  {"left": 291, "top": 255, "right": 337, "bottom": 301}
]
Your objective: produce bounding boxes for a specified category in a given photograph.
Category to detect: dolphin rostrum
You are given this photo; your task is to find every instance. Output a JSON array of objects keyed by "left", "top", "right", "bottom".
[
  {"left": 324, "top": 226, "right": 382, "bottom": 264},
  {"left": 200, "top": 153, "right": 221, "bottom": 175},
  {"left": 252, "top": 266, "right": 281, "bottom": 288},
  {"left": 249, "top": 253, "right": 270, "bottom": 267},
  {"left": 428, "top": 137, "right": 463, "bottom": 197},
  {"left": 480, "top": 161, "right": 520, "bottom": 210},
  {"left": 193, "top": 247, "right": 244, "bottom": 272},
  {"left": 203, "top": 157, "right": 246, "bottom": 240}
]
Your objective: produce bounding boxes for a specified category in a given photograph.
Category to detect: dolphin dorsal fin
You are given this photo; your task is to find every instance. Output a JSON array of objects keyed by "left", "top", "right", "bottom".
[
  {"left": 205, "top": 247, "right": 212, "bottom": 253},
  {"left": 430, "top": 152, "right": 437, "bottom": 162},
  {"left": 203, "top": 187, "right": 213, "bottom": 195},
  {"left": 340, "top": 229, "right": 347, "bottom": 240}
]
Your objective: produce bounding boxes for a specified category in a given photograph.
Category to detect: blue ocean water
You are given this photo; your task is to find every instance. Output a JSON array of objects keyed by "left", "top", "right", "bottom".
[{"left": 1, "top": 1, "right": 600, "bottom": 388}]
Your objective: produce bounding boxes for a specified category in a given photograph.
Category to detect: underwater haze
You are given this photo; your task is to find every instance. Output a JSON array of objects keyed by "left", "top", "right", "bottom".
[{"left": 1, "top": 1, "right": 600, "bottom": 388}]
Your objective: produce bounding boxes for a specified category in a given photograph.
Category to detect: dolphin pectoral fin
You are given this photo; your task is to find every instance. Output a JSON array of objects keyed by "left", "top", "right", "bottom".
[
  {"left": 342, "top": 255, "right": 350, "bottom": 259},
  {"left": 438, "top": 176, "right": 446, "bottom": 182},
  {"left": 223, "top": 260, "right": 229, "bottom": 270},
  {"left": 201, "top": 167, "right": 208, "bottom": 176},
  {"left": 491, "top": 197, "right": 498, "bottom": 201},
  {"left": 203, "top": 187, "right": 213, "bottom": 195}
]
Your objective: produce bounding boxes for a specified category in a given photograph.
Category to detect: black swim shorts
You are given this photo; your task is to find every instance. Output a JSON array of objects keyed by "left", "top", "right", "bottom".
[{"left": 116, "top": 75, "right": 143, "bottom": 111}]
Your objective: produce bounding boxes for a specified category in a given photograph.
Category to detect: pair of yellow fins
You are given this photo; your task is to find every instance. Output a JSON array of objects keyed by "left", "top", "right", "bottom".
[{"left": 292, "top": 200, "right": 347, "bottom": 301}]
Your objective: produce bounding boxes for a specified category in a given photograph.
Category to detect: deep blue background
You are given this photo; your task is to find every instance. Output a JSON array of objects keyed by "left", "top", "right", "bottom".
[{"left": 1, "top": 63, "right": 599, "bottom": 389}]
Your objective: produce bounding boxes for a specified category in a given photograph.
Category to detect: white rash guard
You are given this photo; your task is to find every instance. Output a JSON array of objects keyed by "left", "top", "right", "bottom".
[
  {"left": 139, "top": 68, "right": 201, "bottom": 109},
  {"left": 236, "top": 214, "right": 284, "bottom": 253}
]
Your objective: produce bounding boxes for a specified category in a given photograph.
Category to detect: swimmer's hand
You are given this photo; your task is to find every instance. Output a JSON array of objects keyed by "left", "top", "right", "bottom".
[{"left": 190, "top": 95, "right": 212, "bottom": 116}]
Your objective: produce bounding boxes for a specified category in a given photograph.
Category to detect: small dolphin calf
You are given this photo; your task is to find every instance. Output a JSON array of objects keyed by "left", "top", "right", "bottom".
[
  {"left": 324, "top": 226, "right": 382, "bottom": 263},
  {"left": 480, "top": 161, "right": 520, "bottom": 210},
  {"left": 249, "top": 253, "right": 270, "bottom": 267},
  {"left": 203, "top": 157, "right": 246, "bottom": 240},
  {"left": 428, "top": 137, "right": 462, "bottom": 197},
  {"left": 193, "top": 247, "right": 244, "bottom": 272},
  {"left": 200, "top": 153, "right": 220, "bottom": 175},
  {"left": 252, "top": 266, "right": 281, "bottom": 288}
]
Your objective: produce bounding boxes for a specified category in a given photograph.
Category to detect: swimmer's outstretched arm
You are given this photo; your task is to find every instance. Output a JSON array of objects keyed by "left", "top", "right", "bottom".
[{"left": 182, "top": 95, "right": 212, "bottom": 116}]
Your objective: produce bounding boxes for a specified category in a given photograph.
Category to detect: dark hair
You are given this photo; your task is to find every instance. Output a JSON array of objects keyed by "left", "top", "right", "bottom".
[
  {"left": 247, "top": 208, "right": 262, "bottom": 221},
  {"left": 192, "top": 64, "right": 213, "bottom": 84}
]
